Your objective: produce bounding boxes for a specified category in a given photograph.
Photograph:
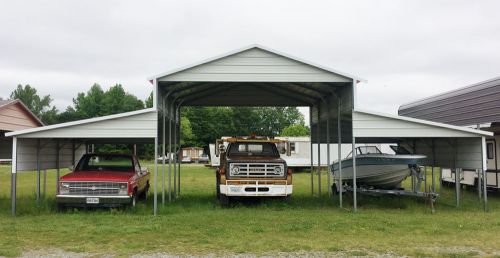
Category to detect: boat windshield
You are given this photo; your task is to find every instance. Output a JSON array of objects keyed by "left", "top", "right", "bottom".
[{"left": 345, "top": 146, "right": 383, "bottom": 158}]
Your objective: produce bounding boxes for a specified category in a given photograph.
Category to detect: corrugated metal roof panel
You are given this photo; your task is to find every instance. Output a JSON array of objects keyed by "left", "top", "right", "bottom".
[{"left": 399, "top": 77, "right": 500, "bottom": 126}]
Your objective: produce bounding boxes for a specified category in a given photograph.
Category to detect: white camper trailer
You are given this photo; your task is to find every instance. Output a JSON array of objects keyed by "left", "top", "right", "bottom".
[
  {"left": 209, "top": 136, "right": 381, "bottom": 170},
  {"left": 440, "top": 129, "right": 500, "bottom": 189}
]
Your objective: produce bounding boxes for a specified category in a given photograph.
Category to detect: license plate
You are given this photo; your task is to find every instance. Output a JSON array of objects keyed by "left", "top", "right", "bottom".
[
  {"left": 230, "top": 186, "right": 240, "bottom": 193},
  {"left": 86, "top": 197, "right": 99, "bottom": 204}
]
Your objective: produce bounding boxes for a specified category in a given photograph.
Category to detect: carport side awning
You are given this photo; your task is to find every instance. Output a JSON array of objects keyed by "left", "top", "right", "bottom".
[
  {"left": 353, "top": 109, "right": 492, "bottom": 139},
  {"left": 5, "top": 108, "right": 157, "bottom": 139},
  {"left": 353, "top": 109, "right": 493, "bottom": 171}
]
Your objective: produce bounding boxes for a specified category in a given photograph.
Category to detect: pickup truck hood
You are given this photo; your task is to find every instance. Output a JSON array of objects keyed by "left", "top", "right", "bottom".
[{"left": 60, "top": 171, "right": 134, "bottom": 182}]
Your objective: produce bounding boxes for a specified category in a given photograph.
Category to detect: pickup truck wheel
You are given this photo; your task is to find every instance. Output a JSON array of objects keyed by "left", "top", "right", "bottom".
[
  {"left": 140, "top": 183, "right": 149, "bottom": 200},
  {"left": 219, "top": 194, "right": 230, "bottom": 208},
  {"left": 56, "top": 203, "right": 65, "bottom": 212},
  {"left": 132, "top": 190, "right": 138, "bottom": 207}
]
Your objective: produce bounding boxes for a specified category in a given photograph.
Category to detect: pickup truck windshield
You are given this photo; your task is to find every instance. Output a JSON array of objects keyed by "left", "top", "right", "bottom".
[
  {"left": 228, "top": 142, "right": 279, "bottom": 157},
  {"left": 77, "top": 154, "right": 134, "bottom": 172}
]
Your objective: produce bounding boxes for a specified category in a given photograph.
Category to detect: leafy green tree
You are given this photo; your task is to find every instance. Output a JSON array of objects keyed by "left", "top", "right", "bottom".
[
  {"left": 9, "top": 84, "right": 58, "bottom": 124},
  {"left": 281, "top": 124, "right": 310, "bottom": 136},
  {"left": 101, "top": 84, "right": 144, "bottom": 115},
  {"left": 180, "top": 116, "right": 195, "bottom": 145},
  {"left": 182, "top": 106, "right": 304, "bottom": 148},
  {"left": 73, "top": 83, "right": 105, "bottom": 118},
  {"left": 255, "top": 107, "right": 304, "bottom": 136},
  {"left": 67, "top": 83, "right": 145, "bottom": 120}
]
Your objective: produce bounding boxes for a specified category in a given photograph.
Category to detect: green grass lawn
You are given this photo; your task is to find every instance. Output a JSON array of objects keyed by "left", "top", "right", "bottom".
[{"left": 1, "top": 163, "right": 500, "bottom": 257}]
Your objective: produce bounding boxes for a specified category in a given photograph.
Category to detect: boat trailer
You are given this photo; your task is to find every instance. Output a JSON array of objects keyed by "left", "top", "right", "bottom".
[{"left": 339, "top": 166, "right": 439, "bottom": 212}]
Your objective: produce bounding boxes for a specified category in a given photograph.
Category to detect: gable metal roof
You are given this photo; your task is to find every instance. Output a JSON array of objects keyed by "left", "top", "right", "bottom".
[
  {"left": 149, "top": 44, "right": 365, "bottom": 82},
  {"left": 398, "top": 76, "right": 500, "bottom": 126}
]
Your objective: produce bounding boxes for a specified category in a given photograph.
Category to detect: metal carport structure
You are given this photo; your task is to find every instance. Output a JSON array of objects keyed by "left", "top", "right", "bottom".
[
  {"left": 6, "top": 108, "right": 157, "bottom": 216},
  {"left": 150, "top": 44, "right": 358, "bottom": 215},
  {"left": 6, "top": 44, "right": 494, "bottom": 216},
  {"left": 352, "top": 109, "right": 492, "bottom": 210}
]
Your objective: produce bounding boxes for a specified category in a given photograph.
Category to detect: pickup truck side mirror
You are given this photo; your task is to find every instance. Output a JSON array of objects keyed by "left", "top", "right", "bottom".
[
  {"left": 286, "top": 142, "right": 292, "bottom": 157},
  {"left": 68, "top": 165, "right": 74, "bottom": 171},
  {"left": 139, "top": 168, "right": 148, "bottom": 176}
]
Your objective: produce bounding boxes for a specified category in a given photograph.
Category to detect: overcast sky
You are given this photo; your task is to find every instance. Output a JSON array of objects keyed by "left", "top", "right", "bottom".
[{"left": 1, "top": 0, "right": 499, "bottom": 123}]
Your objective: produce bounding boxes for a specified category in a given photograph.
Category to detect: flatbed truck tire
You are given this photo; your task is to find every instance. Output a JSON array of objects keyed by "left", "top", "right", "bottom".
[{"left": 219, "top": 194, "right": 230, "bottom": 208}]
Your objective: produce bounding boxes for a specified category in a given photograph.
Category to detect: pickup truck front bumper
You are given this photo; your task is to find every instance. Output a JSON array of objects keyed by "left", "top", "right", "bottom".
[
  {"left": 220, "top": 179, "right": 292, "bottom": 197},
  {"left": 56, "top": 195, "right": 132, "bottom": 207}
]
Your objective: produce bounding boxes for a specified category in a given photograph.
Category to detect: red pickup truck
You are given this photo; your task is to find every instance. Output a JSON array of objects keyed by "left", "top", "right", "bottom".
[{"left": 56, "top": 153, "right": 150, "bottom": 209}]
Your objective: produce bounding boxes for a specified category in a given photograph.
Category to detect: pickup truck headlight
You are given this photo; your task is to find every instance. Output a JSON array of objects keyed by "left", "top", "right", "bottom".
[
  {"left": 59, "top": 182, "right": 70, "bottom": 194},
  {"left": 274, "top": 166, "right": 282, "bottom": 175},
  {"left": 118, "top": 183, "right": 128, "bottom": 195}
]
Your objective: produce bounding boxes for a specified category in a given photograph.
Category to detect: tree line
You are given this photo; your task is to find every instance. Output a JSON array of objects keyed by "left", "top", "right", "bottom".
[{"left": 8, "top": 84, "right": 310, "bottom": 158}]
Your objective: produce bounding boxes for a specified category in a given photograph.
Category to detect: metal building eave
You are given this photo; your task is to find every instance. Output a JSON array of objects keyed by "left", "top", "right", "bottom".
[
  {"left": 6, "top": 108, "right": 157, "bottom": 138},
  {"left": 354, "top": 109, "right": 493, "bottom": 137}
]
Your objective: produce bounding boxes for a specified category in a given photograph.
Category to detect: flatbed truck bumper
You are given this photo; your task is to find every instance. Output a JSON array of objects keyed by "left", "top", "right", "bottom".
[{"left": 220, "top": 180, "right": 292, "bottom": 197}]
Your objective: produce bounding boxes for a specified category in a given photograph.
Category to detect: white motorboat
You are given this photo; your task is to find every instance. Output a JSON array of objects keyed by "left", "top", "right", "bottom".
[{"left": 330, "top": 146, "right": 426, "bottom": 189}]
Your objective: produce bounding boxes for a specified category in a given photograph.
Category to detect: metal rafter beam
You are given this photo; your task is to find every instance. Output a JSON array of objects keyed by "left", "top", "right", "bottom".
[{"left": 250, "top": 83, "right": 314, "bottom": 105}]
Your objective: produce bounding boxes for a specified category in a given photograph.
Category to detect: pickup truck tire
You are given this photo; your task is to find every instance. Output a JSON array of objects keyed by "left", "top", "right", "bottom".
[
  {"left": 284, "top": 195, "right": 292, "bottom": 204},
  {"left": 132, "top": 190, "right": 138, "bottom": 207},
  {"left": 56, "top": 203, "right": 65, "bottom": 212},
  {"left": 139, "top": 183, "right": 149, "bottom": 200},
  {"left": 219, "top": 194, "right": 230, "bottom": 208}
]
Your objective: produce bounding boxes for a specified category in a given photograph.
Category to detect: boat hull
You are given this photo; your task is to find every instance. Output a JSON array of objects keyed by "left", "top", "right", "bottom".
[
  {"left": 331, "top": 154, "right": 426, "bottom": 189},
  {"left": 333, "top": 164, "right": 410, "bottom": 189}
]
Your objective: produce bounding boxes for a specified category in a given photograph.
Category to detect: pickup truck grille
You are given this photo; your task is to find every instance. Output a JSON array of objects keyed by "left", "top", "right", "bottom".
[
  {"left": 229, "top": 163, "right": 285, "bottom": 178},
  {"left": 66, "top": 182, "right": 124, "bottom": 195}
]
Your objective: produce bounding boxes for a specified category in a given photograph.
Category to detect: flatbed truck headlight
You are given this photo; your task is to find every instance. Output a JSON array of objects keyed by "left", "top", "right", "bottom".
[
  {"left": 274, "top": 166, "right": 282, "bottom": 175},
  {"left": 231, "top": 166, "right": 239, "bottom": 175}
]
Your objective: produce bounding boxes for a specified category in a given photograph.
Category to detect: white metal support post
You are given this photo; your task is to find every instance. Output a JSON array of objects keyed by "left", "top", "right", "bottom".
[
  {"left": 481, "top": 136, "right": 488, "bottom": 211},
  {"left": 11, "top": 137, "right": 17, "bottom": 216},
  {"left": 310, "top": 106, "right": 314, "bottom": 196},
  {"left": 431, "top": 139, "right": 436, "bottom": 193},
  {"left": 326, "top": 100, "right": 331, "bottom": 197},
  {"left": 351, "top": 79, "right": 357, "bottom": 212},
  {"left": 177, "top": 106, "right": 181, "bottom": 197},
  {"left": 36, "top": 139, "right": 41, "bottom": 202},
  {"left": 162, "top": 100, "right": 166, "bottom": 204},
  {"left": 168, "top": 104, "right": 172, "bottom": 202},
  {"left": 453, "top": 139, "right": 460, "bottom": 208},
  {"left": 173, "top": 103, "right": 177, "bottom": 198},
  {"left": 317, "top": 103, "right": 321, "bottom": 196},
  {"left": 56, "top": 139, "right": 60, "bottom": 194},
  {"left": 352, "top": 135, "right": 357, "bottom": 212},
  {"left": 338, "top": 98, "right": 343, "bottom": 208},
  {"left": 153, "top": 136, "right": 158, "bottom": 215}
]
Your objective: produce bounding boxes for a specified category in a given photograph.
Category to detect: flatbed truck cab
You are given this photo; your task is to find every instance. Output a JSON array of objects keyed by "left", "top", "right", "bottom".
[{"left": 215, "top": 136, "right": 292, "bottom": 206}]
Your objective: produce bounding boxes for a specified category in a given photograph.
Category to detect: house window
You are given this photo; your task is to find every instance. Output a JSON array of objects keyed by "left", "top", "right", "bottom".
[
  {"left": 290, "top": 142, "right": 297, "bottom": 154},
  {"left": 487, "top": 142, "right": 494, "bottom": 159}
]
